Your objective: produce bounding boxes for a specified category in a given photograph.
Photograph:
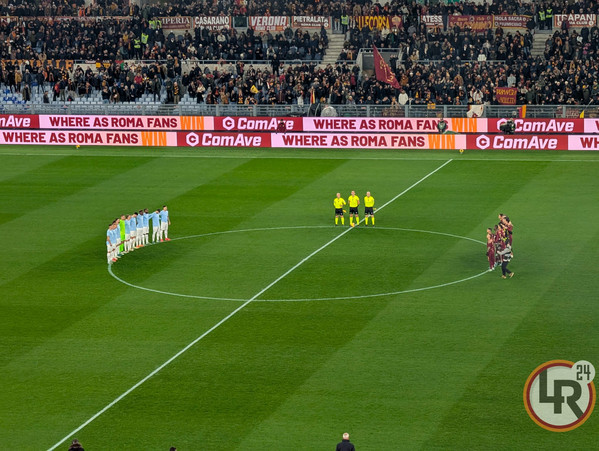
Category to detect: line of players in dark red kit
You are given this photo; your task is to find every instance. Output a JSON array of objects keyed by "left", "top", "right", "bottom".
[{"left": 486, "top": 214, "right": 514, "bottom": 278}]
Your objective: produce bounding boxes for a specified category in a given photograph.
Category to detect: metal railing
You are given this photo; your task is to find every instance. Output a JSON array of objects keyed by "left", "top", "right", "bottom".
[{"left": 0, "top": 102, "right": 592, "bottom": 118}]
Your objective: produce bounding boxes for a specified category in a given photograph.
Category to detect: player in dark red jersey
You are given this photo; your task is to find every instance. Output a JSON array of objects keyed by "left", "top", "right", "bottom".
[
  {"left": 486, "top": 228, "right": 496, "bottom": 270},
  {"left": 502, "top": 215, "right": 513, "bottom": 245}
]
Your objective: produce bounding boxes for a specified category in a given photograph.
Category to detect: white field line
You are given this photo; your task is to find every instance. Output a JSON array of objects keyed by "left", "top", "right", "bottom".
[
  {"left": 46, "top": 159, "right": 452, "bottom": 450},
  {"left": 1, "top": 151, "right": 599, "bottom": 163}
]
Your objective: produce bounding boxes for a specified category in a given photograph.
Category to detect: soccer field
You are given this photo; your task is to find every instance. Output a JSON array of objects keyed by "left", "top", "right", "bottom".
[{"left": 1, "top": 145, "right": 598, "bottom": 450}]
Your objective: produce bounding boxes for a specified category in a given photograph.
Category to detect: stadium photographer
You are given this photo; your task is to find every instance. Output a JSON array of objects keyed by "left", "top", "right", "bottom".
[
  {"left": 437, "top": 118, "right": 448, "bottom": 134},
  {"left": 499, "top": 118, "right": 516, "bottom": 134}
]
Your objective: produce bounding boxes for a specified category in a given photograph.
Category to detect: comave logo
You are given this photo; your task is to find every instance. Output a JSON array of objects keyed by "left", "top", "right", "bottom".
[{"left": 524, "top": 360, "right": 596, "bottom": 432}]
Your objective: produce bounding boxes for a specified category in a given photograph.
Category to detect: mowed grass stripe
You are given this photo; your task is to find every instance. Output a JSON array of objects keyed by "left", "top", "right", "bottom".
[
  {"left": 0, "top": 154, "right": 66, "bottom": 183},
  {"left": 425, "top": 161, "right": 599, "bottom": 449},
  {"left": 114, "top": 158, "right": 348, "bottom": 301},
  {"left": 0, "top": 156, "right": 247, "bottom": 287},
  {"left": 44, "top": 159, "right": 452, "bottom": 448},
  {"left": 234, "top": 161, "right": 555, "bottom": 450},
  {"left": 1, "top": 151, "right": 598, "bottom": 449}
]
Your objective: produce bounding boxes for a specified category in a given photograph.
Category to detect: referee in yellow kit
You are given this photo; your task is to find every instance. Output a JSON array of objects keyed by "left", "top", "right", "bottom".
[
  {"left": 348, "top": 190, "right": 360, "bottom": 227},
  {"left": 333, "top": 192, "right": 346, "bottom": 226},
  {"left": 364, "top": 191, "right": 375, "bottom": 225}
]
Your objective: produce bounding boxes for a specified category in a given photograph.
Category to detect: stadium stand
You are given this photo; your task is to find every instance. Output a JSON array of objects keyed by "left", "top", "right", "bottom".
[{"left": 0, "top": 0, "right": 598, "bottom": 111}]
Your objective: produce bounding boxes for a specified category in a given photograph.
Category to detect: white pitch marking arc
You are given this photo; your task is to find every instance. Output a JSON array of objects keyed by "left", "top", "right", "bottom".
[{"left": 108, "top": 225, "right": 489, "bottom": 302}]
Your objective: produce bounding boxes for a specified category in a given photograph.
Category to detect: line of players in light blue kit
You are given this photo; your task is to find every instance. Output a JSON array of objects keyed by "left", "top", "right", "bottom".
[{"left": 106, "top": 206, "right": 171, "bottom": 264}]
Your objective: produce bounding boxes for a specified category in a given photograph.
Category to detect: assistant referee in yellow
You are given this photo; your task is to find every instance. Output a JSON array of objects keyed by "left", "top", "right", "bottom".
[
  {"left": 334, "top": 192, "right": 346, "bottom": 226},
  {"left": 364, "top": 191, "right": 375, "bottom": 225},
  {"left": 348, "top": 190, "right": 360, "bottom": 227}
]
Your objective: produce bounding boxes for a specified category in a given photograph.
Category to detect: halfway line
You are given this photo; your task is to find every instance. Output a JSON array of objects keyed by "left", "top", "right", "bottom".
[{"left": 46, "top": 158, "right": 452, "bottom": 450}]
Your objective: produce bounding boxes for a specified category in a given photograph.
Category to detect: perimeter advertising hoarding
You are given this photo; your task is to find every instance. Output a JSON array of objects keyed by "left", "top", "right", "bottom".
[
  {"left": 36, "top": 115, "right": 213, "bottom": 130},
  {"left": 467, "top": 134, "right": 568, "bottom": 150},
  {"left": 215, "top": 116, "right": 303, "bottom": 131},
  {"left": 0, "top": 130, "right": 178, "bottom": 146},
  {"left": 303, "top": 117, "right": 483, "bottom": 133},
  {"left": 487, "top": 119, "right": 584, "bottom": 133},
  {"left": 271, "top": 133, "right": 466, "bottom": 149}
]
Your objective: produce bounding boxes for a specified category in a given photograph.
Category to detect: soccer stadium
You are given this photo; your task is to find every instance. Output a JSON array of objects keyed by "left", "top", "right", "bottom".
[{"left": 1, "top": 0, "right": 598, "bottom": 449}]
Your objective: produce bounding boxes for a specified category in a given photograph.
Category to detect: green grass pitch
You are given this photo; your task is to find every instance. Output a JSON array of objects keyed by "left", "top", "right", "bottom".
[{"left": 1, "top": 145, "right": 598, "bottom": 449}]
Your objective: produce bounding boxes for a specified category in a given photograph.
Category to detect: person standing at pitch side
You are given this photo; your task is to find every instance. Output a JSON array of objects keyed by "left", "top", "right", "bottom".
[
  {"left": 348, "top": 190, "right": 360, "bottom": 227},
  {"left": 334, "top": 192, "right": 346, "bottom": 226},
  {"left": 336, "top": 432, "right": 356, "bottom": 451},
  {"left": 364, "top": 191, "right": 375, "bottom": 226}
]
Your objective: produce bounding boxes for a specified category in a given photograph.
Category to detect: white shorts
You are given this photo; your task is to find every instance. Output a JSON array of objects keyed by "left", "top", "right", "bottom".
[
  {"left": 125, "top": 233, "right": 130, "bottom": 241},
  {"left": 160, "top": 222, "right": 168, "bottom": 230},
  {"left": 117, "top": 238, "right": 121, "bottom": 246},
  {"left": 137, "top": 227, "right": 143, "bottom": 235},
  {"left": 130, "top": 230, "right": 136, "bottom": 238},
  {"left": 144, "top": 226, "right": 149, "bottom": 234},
  {"left": 106, "top": 242, "right": 111, "bottom": 251}
]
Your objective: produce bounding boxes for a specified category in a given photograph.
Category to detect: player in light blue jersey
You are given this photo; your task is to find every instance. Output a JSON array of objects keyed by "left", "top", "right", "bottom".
[
  {"left": 124, "top": 214, "right": 131, "bottom": 253},
  {"left": 142, "top": 208, "right": 150, "bottom": 245},
  {"left": 159, "top": 205, "right": 171, "bottom": 241},
  {"left": 129, "top": 213, "right": 138, "bottom": 251},
  {"left": 136, "top": 210, "right": 145, "bottom": 248},
  {"left": 113, "top": 220, "right": 122, "bottom": 259},
  {"left": 148, "top": 208, "right": 160, "bottom": 243},
  {"left": 106, "top": 223, "right": 115, "bottom": 264}
]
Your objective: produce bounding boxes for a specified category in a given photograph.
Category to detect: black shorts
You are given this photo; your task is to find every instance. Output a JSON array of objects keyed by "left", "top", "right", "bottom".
[
  {"left": 335, "top": 208, "right": 344, "bottom": 215},
  {"left": 365, "top": 206, "right": 374, "bottom": 215},
  {"left": 349, "top": 207, "right": 359, "bottom": 214}
]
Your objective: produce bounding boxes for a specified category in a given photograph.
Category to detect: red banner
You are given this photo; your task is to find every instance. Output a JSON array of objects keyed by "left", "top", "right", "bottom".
[
  {"left": 493, "top": 15, "right": 531, "bottom": 28},
  {"left": 215, "top": 116, "right": 302, "bottom": 131},
  {"left": 495, "top": 87, "right": 518, "bottom": 105},
  {"left": 160, "top": 16, "right": 192, "bottom": 30},
  {"left": 468, "top": 134, "right": 568, "bottom": 150},
  {"left": 177, "top": 132, "right": 271, "bottom": 147},
  {"left": 291, "top": 16, "right": 330, "bottom": 29},
  {"left": 248, "top": 16, "right": 289, "bottom": 31},
  {"left": 488, "top": 119, "right": 584, "bottom": 133},
  {"left": 0, "top": 115, "right": 39, "bottom": 129},
  {"left": 389, "top": 15, "right": 403, "bottom": 30},
  {"left": 448, "top": 15, "right": 493, "bottom": 33},
  {"left": 354, "top": 16, "right": 391, "bottom": 30},
  {"left": 373, "top": 45, "right": 400, "bottom": 89},
  {"left": 193, "top": 16, "right": 231, "bottom": 30},
  {"left": 554, "top": 14, "right": 596, "bottom": 28}
]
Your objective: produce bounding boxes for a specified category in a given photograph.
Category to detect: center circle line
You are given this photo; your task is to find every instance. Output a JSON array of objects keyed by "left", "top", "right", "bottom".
[{"left": 108, "top": 225, "right": 488, "bottom": 302}]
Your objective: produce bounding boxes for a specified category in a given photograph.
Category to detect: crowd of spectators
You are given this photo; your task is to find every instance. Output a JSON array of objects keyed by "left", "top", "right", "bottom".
[
  {"left": 5, "top": 48, "right": 599, "bottom": 108},
  {"left": 0, "top": 0, "right": 132, "bottom": 17},
  {"left": 0, "top": 16, "right": 327, "bottom": 62},
  {"left": 2, "top": 0, "right": 599, "bottom": 108},
  {"left": 340, "top": 24, "right": 534, "bottom": 62}
]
